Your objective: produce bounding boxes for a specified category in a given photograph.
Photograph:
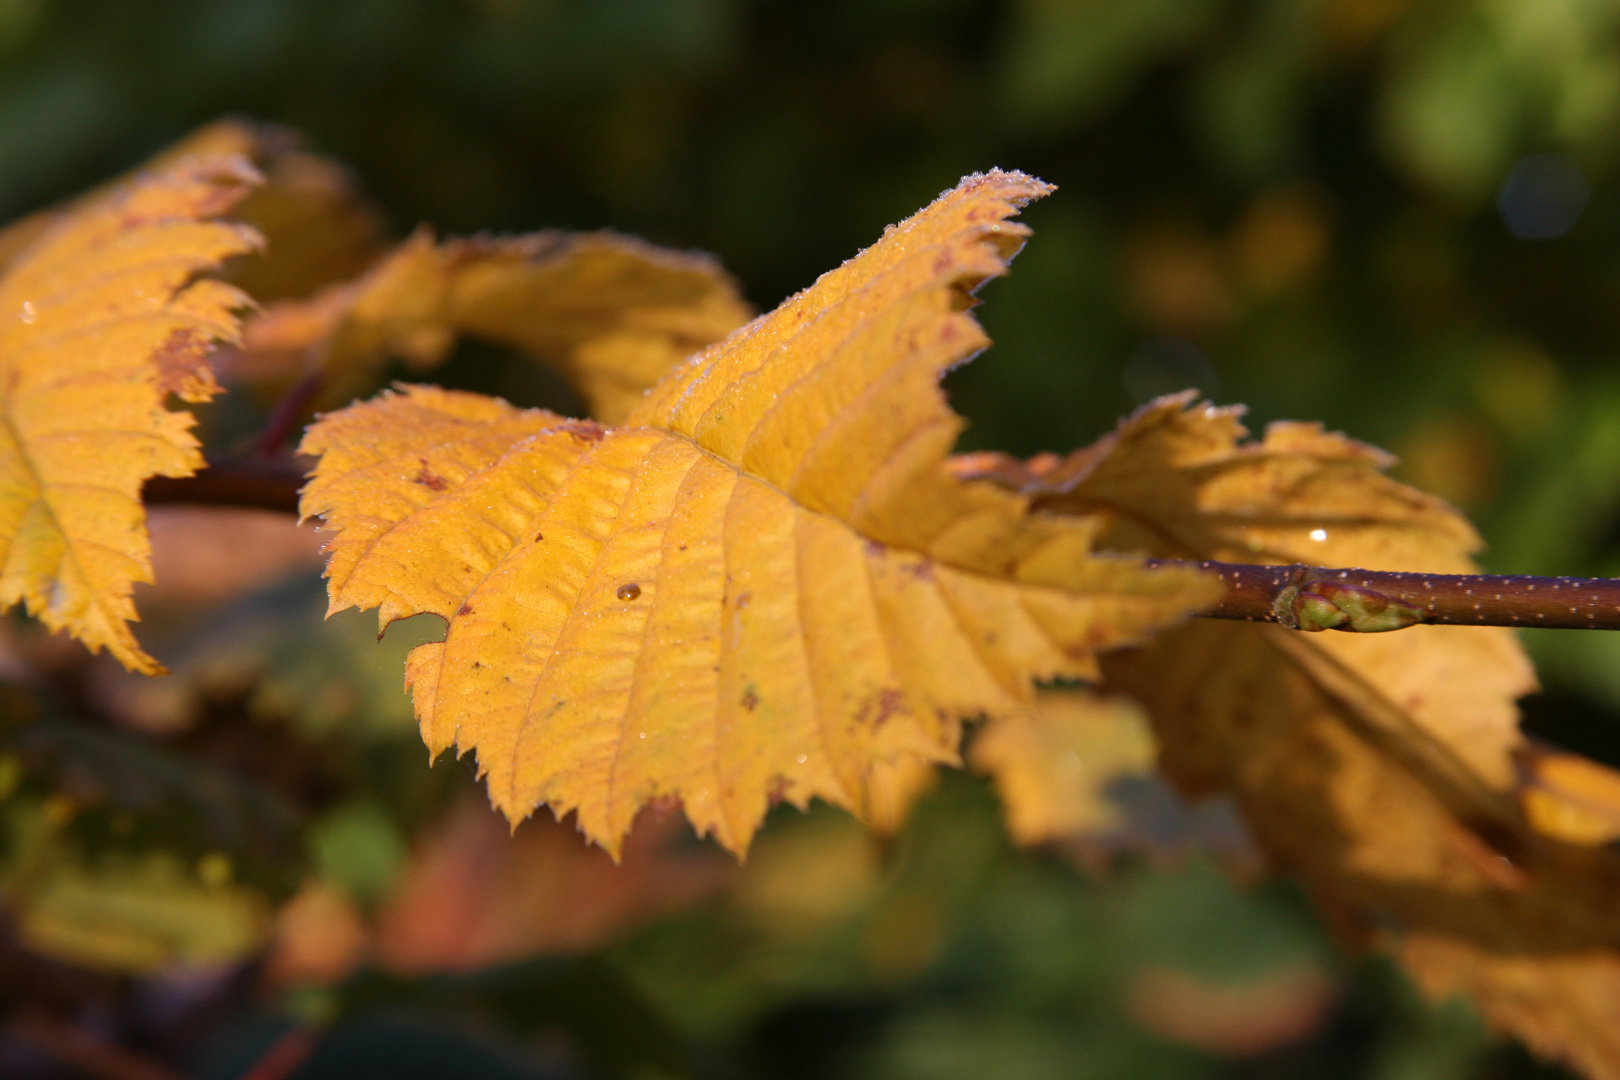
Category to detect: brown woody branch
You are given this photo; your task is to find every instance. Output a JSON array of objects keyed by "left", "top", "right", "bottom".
[
  {"left": 144, "top": 465, "right": 1620, "bottom": 633},
  {"left": 143, "top": 458, "right": 304, "bottom": 514}
]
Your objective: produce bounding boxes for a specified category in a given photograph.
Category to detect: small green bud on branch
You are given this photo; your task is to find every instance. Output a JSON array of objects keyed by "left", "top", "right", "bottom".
[{"left": 1160, "top": 560, "right": 1620, "bottom": 632}]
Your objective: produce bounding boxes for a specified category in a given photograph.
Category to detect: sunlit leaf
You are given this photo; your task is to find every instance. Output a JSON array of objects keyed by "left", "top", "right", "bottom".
[
  {"left": 301, "top": 173, "right": 1220, "bottom": 855},
  {"left": 0, "top": 156, "right": 260, "bottom": 673}
]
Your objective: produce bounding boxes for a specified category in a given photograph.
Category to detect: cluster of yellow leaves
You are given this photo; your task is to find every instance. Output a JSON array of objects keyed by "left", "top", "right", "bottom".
[
  {"left": 15, "top": 119, "right": 1620, "bottom": 1079},
  {"left": 0, "top": 117, "right": 752, "bottom": 677},
  {"left": 286, "top": 165, "right": 1620, "bottom": 1075}
]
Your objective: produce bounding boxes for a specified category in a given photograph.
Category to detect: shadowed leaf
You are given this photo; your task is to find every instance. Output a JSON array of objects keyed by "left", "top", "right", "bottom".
[
  {"left": 243, "top": 228, "right": 751, "bottom": 421},
  {"left": 981, "top": 394, "right": 1620, "bottom": 1080}
]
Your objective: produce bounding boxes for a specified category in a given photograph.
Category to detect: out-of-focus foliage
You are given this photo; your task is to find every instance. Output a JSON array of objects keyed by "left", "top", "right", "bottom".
[{"left": 3, "top": 1, "right": 1620, "bottom": 1078}]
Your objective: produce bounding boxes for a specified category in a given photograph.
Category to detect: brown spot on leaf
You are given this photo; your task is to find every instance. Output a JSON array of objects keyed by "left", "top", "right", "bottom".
[
  {"left": 456, "top": 603, "right": 474, "bottom": 617},
  {"left": 151, "top": 327, "right": 220, "bottom": 403},
  {"left": 646, "top": 794, "right": 683, "bottom": 816},
  {"left": 735, "top": 590, "right": 752, "bottom": 610},
  {"left": 741, "top": 686, "right": 759, "bottom": 712},
  {"left": 413, "top": 458, "right": 448, "bottom": 491},
  {"left": 858, "top": 688, "right": 907, "bottom": 728}
]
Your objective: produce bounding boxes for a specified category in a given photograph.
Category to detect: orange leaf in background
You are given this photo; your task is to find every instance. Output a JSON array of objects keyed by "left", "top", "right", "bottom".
[
  {"left": 238, "top": 227, "right": 751, "bottom": 422},
  {"left": 968, "top": 394, "right": 1620, "bottom": 1080},
  {"left": 1125, "top": 961, "right": 1336, "bottom": 1058},
  {"left": 1517, "top": 743, "right": 1620, "bottom": 845},
  {"left": 372, "top": 796, "right": 732, "bottom": 976},
  {"left": 0, "top": 156, "right": 260, "bottom": 674},
  {"left": 300, "top": 172, "right": 1220, "bottom": 856}
]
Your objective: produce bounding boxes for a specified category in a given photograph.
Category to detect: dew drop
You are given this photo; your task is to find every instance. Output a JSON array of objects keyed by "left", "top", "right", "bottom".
[
  {"left": 616, "top": 583, "right": 641, "bottom": 601},
  {"left": 795, "top": 754, "right": 807, "bottom": 764},
  {"left": 18, "top": 301, "right": 34, "bottom": 324},
  {"left": 1309, "top": 528, "right": 1327, "bottom": 542}
]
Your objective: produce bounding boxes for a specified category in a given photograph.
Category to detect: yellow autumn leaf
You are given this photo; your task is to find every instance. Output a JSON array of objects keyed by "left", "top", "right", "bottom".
[
  {"left": 1023, "top": 392, "right": 1533, "bottom": 786},
  {"left": 0, "top": 156, "right": 260, "bottom": 674},
  {"left": 1517, "top": 742, "right": 1620, "bottom": 846},
  {"left": 178, "top": 119, "right": 386, "bottom": 303},
  {"left": 300, "top": 172, "right": 1220, "bottom": 856},
  {"left": 243, "top": 226, "right": 751, "bottom": 423},
  {"left": 970, "top": 688, "right": 1157, "bottom": 846},
  {"left": 984, "top": 393, "right": 1620, "bottom": 1080},
  {"left": 970, "top": 685, "right": 1258, "bottom": 864},
  {"left": 0, "top": 118, "right": 381, "bottom": 302}
]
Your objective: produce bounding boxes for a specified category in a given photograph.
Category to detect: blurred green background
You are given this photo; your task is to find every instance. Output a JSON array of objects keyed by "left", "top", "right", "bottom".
[{"left": 3, "top": 0, "right": 1620, "bottom": 1077}]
